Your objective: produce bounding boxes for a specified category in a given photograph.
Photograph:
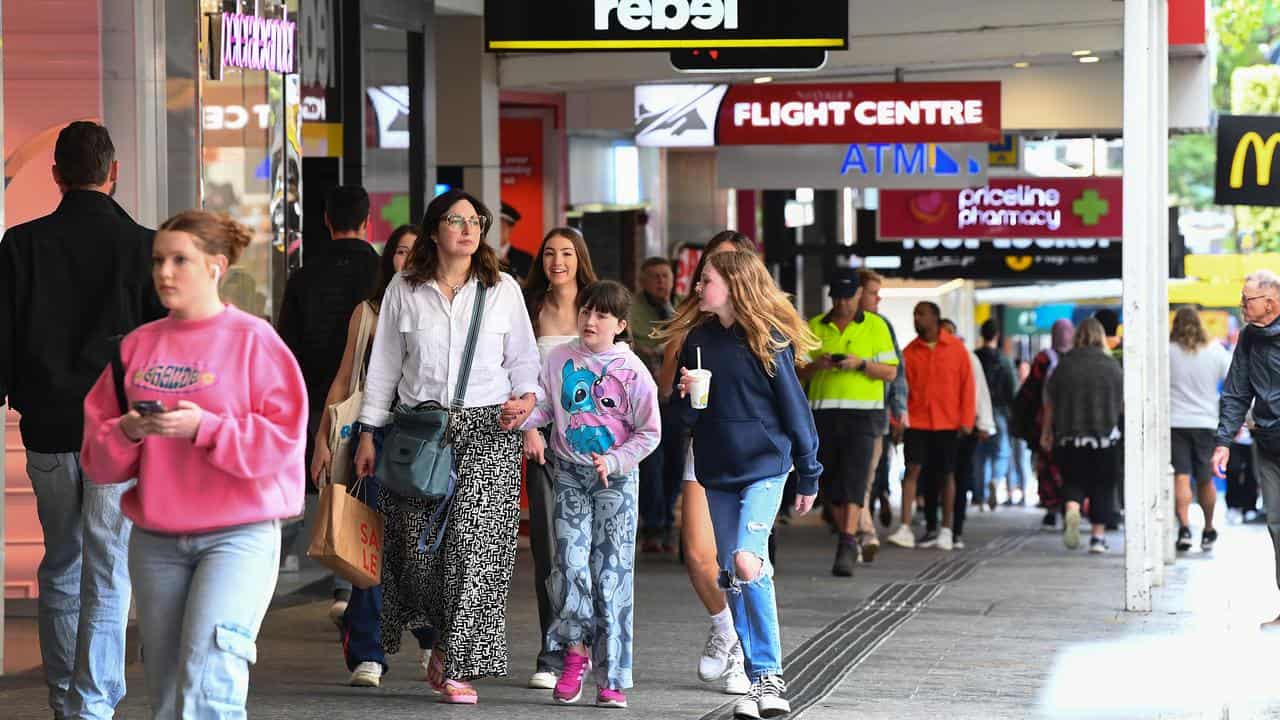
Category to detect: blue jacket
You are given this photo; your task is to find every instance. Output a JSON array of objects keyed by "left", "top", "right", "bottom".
[{"left": 673, "top": 319, "right": 823, "bottom": 495}]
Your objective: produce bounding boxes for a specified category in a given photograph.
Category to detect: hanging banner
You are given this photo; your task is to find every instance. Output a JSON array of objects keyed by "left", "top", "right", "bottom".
[
  {"left": 1214, "top": 114, "right": 1280, "bottom": 208},
  {"left": 878, "top": 177, "right": 1123, "bottom": 239},
  {"left": 717, "top": 143, "right": 988, "bottom": 189},
  {"left": 484, "top": 0, "right": 848, "bottom": 52},
  {"left": 636, "top": 82, "right": 1001, "bottom": 147}
]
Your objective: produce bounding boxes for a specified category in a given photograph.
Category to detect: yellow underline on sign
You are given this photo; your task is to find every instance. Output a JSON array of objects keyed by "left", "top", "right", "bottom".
[{"left": 488, "top": 38, "right": 845, "bottom": 50}]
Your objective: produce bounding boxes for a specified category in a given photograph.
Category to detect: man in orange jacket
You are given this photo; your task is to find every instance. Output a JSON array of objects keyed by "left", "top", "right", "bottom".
[{"left": 886, "top": 301, "right": 976, "bottom": 551}]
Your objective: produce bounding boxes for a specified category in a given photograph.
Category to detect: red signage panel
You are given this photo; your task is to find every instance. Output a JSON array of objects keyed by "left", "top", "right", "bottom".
[
  {"left": 715, "top": 82, "right": 1001, "bottom": 145},
  {"left": 878, "top": 177, "right": 1124, "bottom": 239}
]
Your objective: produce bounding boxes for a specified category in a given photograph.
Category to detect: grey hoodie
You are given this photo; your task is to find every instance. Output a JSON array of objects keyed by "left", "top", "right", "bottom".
[{"left": 1218, "top": 316, "right": 1280, "bottom": 450}]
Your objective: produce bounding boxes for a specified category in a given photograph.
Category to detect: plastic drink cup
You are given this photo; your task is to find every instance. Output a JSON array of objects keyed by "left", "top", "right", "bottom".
[{"left": 688, "top": 369, "right": 712, "bottom": 409}]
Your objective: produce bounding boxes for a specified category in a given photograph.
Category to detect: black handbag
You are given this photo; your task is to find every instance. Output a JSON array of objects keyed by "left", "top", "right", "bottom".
[{"left": 376, "top": 283, "right": 487, "bottom": 552}]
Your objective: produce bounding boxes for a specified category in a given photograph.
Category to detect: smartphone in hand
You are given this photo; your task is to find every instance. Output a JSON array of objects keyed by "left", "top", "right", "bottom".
[
  {"left": 829, "top": 354, "right": 848, "bottom": 364},
  {"left": 132, "top": 400, "right": 165, "bottom": 416}
]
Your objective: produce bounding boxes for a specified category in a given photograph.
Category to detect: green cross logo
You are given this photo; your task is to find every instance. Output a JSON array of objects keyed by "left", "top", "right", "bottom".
[{"left": 1072, "top": 189, "right": 1110, "bottom": 226}]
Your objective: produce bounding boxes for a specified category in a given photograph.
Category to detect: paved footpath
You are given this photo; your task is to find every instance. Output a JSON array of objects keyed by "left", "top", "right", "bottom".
[{"left": 3, "top": 506, "right": 1280, "bottom": 719}]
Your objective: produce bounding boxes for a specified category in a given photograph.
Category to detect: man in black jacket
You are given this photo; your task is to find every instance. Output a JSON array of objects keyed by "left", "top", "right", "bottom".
[
  {"left": 275, "top": 186, "right": 378, "bottom": 577},
  {"left": 0, "top": 121, "right": 164, "bottom": 719},
  {"left": 1215, "top": 270, "right": 1280, "bottom": 630}
]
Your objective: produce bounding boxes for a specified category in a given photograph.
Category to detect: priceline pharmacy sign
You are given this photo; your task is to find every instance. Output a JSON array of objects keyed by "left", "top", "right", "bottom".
[{"left": 878, "top": 178, "right": 1124, "bottom": 239}]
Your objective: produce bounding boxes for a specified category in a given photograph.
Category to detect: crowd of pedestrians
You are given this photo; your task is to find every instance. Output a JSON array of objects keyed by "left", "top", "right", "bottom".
[{"left": 0, "top": 120, "right": 1269, "bottom": 719}]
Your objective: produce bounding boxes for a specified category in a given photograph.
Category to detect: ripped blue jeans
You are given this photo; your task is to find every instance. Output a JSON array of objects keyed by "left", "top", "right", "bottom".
[
  {"left": 705, "top": 474, "right": 787, "bottom": 680},
  {"left": 129, "top": 520, "right": 280, "bottom": 719}
]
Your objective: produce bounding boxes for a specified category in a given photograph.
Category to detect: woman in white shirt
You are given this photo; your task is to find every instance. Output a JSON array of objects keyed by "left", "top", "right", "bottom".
[
  {"left": 1169, "top": 306, "right": 1232, "bottom": 553},
  {"left": 354, "top": 189, "right": 540, "bottom": 704}
]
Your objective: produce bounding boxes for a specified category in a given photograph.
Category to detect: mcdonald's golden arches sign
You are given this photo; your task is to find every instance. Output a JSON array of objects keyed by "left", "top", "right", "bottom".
[{"left": 1216, "top": 114, "right": 1280, "bottom": 207}]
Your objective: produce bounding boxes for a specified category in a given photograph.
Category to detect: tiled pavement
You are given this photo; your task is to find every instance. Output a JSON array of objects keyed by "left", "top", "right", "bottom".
[{"left": 3, "top": 505, "right": 1278, "bottom": 719}]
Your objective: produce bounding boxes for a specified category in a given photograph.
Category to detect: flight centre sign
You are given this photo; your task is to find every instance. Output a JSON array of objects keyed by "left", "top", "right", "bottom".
[
  {"left": 484, "top": 0, "right": 848, "bottom": 52},
  {"left": 635, "top": 82, "right": 1002, "bottom": 147},
  {"left": 1216, "top": 114, "right": 1280, "bottom": 207}
]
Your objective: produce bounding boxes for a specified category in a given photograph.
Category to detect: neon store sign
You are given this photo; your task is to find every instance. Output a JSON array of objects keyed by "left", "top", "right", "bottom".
[
  {"left": 958, "top": 185, "right": 1062, "bottom": 231},
  {"left": 217, "top": 11, "right": 297, "bottom": 75}
]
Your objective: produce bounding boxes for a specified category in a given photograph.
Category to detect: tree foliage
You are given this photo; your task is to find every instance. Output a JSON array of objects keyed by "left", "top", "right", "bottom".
[{"left": 1231, "top": 65, "right": 1280, "bottom": 250}]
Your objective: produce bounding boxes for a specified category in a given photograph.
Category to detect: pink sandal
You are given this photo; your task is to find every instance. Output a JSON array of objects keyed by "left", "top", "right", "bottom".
[{"left": 438, "top": 679, "right": 478, "bottom": 704}]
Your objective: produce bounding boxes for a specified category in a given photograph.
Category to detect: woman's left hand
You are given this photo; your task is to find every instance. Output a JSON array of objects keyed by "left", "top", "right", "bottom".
[
  {"left": 150, "top": 400, "right": 203, "bottom": 440},
  {"left": 499, "top": 393, "right": 536, "bottom": 431},
  {"left": 795, "top": 493, "right": 816, "bottom": 515}
]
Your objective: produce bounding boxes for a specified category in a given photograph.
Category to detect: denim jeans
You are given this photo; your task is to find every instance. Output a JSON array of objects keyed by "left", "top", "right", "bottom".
[
  {"left": 1009, "top": 437, "right": 1033, "bottom": 495},
  {"left": 705, "top": 474, "right": 787, "bottom": 680},
  {"left": 545, "top": 458, "right": 638, "bottom": 690},
  {"left": 130, "top": 520, "right": 280, "bottom": 719},
  {"left": 638, "top": 403, "right": 686, "bottom": 532},
  {"left": 26, "top": 450, "right": 133, "bottom": 720},
  {"left": 973, "top": 411, "right": 1011, "bottom": 502}
]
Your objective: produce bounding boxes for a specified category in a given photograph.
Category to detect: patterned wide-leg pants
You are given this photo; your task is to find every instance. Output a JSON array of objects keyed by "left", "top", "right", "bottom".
[
  {"left": 544, "top": 457, "right": 638, "bottom": 690},
  {"left": 378, "top": 405, "right": 522, "bottom": 680}
]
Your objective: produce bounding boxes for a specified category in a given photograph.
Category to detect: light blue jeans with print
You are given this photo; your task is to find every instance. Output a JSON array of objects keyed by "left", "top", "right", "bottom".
[
  {"left": 26, "top": 450, "right": 133, "bottom": 720},
  {"left": 129, "top": 520, "right": 280, "bottom": 719},
  {"left": 705, "top": 474, "right": 787, "bottom": 681},
  {"left": 545, "top": 457, "right": 638, "bottom": 690}
]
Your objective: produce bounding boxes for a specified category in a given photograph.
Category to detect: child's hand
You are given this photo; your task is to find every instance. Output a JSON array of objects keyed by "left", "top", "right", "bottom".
[
  {"left": 523, "top": 429, "right": 547, "bottom": 465},
  {"left": 590, "top": 453, "right": 611, "bottom": 486}
]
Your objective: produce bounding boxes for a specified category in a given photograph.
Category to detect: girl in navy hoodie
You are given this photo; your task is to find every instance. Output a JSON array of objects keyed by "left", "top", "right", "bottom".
[{"left": 656, "top": 250, "right": 822, "bottom": 720}]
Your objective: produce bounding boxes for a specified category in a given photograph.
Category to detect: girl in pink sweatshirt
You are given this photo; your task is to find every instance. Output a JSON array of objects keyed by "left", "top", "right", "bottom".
[
  {"left": 521, "top": 281, "right": 661, "bottom": 709},
  {"left": 81, "top": 210, "right": 307, "bottom": 718}
]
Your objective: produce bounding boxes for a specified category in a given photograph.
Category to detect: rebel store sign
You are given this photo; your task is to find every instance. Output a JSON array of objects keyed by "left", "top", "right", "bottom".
[
  {"left": 635, "top": 82, "right": 1001, "bottom": 147},
  {"left": 878, "top": 177, "right": 1123, "bottom": 239}
]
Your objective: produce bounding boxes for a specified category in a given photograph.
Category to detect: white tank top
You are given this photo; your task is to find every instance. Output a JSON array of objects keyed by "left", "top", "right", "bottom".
[{"left": 537, "top": 335, "right": 577, "bottom": 362}]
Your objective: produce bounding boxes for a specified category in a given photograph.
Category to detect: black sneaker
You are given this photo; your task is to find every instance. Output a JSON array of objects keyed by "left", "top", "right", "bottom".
[
  {"left": 918, "top": 531, "right": 940, "bottom": 548},
  {"left": 1042, "top": 511, "right": 1057, "bottom": 530},
  {"left": 832, "top": 541, "right": 856, "bottom": 577},
  {"left": 1201, "top": 528, "right": 1219, "bottom": 552},
  {"left": 876, "top": 492, "right": 894, "bottom": 528},
  {"left": 1089, "top": 536, "right": 1109, "bottom": 554},
  {"left": 1176, "top": 526, "right": 1192, "bottom": 552}
]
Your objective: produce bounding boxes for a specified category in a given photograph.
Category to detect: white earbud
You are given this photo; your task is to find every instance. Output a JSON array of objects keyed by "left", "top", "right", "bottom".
[{"left": 212, "top": 266, "right": 222, "bottom": 283}]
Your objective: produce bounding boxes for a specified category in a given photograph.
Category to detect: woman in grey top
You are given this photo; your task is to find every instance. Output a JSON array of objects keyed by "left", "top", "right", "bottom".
[{"left": 1168, "top": 306, "right": 1232, "bottom": 552}]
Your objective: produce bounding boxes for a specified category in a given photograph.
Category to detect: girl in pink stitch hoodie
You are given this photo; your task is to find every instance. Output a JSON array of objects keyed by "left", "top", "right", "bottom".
[
  {"left": 81, "top": 210, "right": 307, "bottom": 718},
  {"left": 521, "top": 281, "right": 661, "bottom": 709}
]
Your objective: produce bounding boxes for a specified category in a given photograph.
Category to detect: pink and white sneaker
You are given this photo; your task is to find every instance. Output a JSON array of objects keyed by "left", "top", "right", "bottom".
[
  {"left": 596, "top": 687, "right": 628, "bottom": 708},
  {"left": 554, "top": 651, "right": 591, "bottom": 704}
]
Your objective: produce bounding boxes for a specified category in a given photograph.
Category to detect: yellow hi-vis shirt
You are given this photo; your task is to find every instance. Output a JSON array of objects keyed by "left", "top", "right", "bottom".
[{"left": 806, "top": 311, "right": 899, "bottom": 410}]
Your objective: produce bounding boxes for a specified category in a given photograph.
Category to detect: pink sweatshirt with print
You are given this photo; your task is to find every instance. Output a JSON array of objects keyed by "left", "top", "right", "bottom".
[
  {"left": 523, "top": 339, "right": 661, "bottom": 476},
  {"left": 81, "top": 306, "right": 308, "bottom": 534}
]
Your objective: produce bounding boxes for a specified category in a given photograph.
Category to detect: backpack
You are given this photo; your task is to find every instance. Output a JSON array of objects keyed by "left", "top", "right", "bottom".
[
  {"left": 1010, "top": 349, "right": 1055, "bottom": 442},
  {"left": 976, "top": 347, "right": 1014, "bottom": 411}
]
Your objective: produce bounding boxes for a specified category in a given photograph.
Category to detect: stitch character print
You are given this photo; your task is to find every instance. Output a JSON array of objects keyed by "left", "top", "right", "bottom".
[{"left": 561, "top": 357, "right": 637, "bottom": 455}]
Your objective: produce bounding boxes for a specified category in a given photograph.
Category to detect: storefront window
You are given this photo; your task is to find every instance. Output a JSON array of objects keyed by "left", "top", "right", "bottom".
[
  {"left": 198, "top": 0, "right": 301, "bottom": 320},
  {"left": 365, "top": 25, "right": 412, "bottom": 250}
]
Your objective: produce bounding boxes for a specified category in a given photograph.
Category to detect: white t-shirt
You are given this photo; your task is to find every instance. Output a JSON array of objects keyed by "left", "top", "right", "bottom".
[{"left": 1169, "top": 341, "right": 1232, "bottom": 430}]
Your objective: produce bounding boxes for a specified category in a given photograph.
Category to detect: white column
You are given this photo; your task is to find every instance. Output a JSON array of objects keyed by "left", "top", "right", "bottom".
[
  {"left": 101, "top": 0, "right": 165, "bottom": 227},
  {"left": 1153, "top": 0, "right": 1174, "bottom": 577},
  {"left": 1122, "top": 0, "right": 1165, "bottom": 612}
]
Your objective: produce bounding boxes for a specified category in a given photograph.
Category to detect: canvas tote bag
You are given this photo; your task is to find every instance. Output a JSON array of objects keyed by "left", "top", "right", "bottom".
[{"left": 324, "top": 302, "right": 375, "bottom": 487}]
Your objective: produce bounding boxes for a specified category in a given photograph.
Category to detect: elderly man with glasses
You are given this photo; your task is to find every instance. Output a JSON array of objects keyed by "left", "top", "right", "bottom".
[{"left": 1214, "top": 269, "right": 1280, "bottom": 630}]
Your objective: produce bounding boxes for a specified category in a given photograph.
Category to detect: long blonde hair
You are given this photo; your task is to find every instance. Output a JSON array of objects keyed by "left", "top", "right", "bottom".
[
  {"left": 1074, "top": 317, "right": 1108, "bottom": 350},
  {"left": 653, "top": 250, "right": 819, "bottom": 376},
  {"left": 1170, "top": 306, "right": 1210, "bottom": 353}
]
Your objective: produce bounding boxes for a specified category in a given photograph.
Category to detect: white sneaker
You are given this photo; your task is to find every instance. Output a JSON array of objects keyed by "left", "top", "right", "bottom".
[
  {"left": 349, "top": 661, "right": 382, "bottom": 687},
  {"left": 529, "top": 670, "right": 558, "bottom": 690},
  {"left": 886, "top": 524, "right": 915, "bottom": 548},
  {"left": 328, "top": 600, "right": 348, "bottom": 630},
  {"left": 953, "top": 535, "right": 966, "bottom": 550},
  {"left": 757, "top": 675, "right": 790, "bottom": 718},
  {"left": 937, "top": 528, "right": 954, "bottom": 551},
  {"left": 722, "top": 643, "right": 751, "bottom": 695},
  {"left": 698, "top": 628, "right": 736, "bottom": 682},
  {"left": 734, "top": 684, "right": 762, "bottom": 720}
]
